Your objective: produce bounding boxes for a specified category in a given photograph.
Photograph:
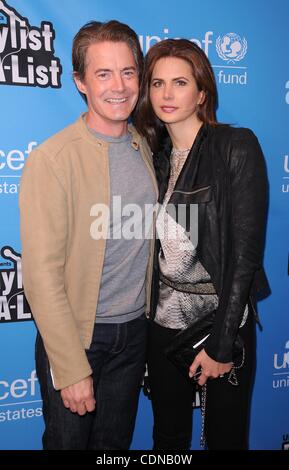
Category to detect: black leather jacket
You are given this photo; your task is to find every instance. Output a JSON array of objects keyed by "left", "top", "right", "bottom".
[{"left": 150, "top": 123, "right": 269, "bottom": 363}]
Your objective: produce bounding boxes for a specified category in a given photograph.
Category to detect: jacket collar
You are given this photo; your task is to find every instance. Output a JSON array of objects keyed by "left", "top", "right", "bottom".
[
  {"left": 77, "top": 112, "right": 142, "bottom": 150},
  {"left": 155, "top": 123, "right": 211, "bottom": 203},
  {"left": 128, "top": 123, "right": 142, "bottom": 150}
]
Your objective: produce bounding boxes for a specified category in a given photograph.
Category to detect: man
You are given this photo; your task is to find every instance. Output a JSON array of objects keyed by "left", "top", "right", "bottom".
[{"left": 19, "top": 20, "right": 158, "bottom": 450}]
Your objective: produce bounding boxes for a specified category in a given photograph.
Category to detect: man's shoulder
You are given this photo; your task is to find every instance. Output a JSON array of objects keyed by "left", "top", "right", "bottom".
[{"left": 35, "top": 116, "right": 84, "bottom": 161}]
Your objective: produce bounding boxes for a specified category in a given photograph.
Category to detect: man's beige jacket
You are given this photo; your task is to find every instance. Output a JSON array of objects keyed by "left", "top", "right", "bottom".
[{"left": 19, "top": 114, "right": 158, "bottom": 390}]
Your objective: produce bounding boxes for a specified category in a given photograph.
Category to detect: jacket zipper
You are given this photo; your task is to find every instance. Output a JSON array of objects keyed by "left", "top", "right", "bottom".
[{"left": 172, "top": 185, "right": 211, "bottom": 196}]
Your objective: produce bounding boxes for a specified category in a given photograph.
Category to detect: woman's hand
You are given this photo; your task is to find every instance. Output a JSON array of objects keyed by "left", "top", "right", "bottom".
[{"left": 189, "top": 349, "right": 233, "bottom": 386}]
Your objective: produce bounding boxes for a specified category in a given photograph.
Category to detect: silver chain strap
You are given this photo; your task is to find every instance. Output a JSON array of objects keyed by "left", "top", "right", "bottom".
[
  {"left": 200, "top": 383, "right": 207, "bottom": 448},
  {"left": 199, "top": 346, "right": 246, "bottom": 448},
  {"left": 228, "top": 346, "right": 245, "bottom": 386}
]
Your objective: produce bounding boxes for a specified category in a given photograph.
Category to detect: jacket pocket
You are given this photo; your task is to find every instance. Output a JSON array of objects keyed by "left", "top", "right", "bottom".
[{"left": 171, "top": 185, "right": 212, "bottom": 204}]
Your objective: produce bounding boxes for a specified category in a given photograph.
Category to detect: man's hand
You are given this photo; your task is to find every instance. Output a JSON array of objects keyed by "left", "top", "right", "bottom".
[
  {"left": 189, "top": 349, "right": 233, "bottom": 386},
  {"left": 60, "top": 376, "right": 96, "bottom": 415}
]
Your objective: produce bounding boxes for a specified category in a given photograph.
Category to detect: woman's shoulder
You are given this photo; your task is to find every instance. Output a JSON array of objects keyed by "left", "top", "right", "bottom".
[
  {"left": 209, "top": 124, "right": 264, "bottom": 171},
  {"left": 210, "top": 124, "right": 258, "bottom": 145}
]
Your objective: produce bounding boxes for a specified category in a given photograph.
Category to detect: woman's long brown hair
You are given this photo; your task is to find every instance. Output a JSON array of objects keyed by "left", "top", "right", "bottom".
[{"left": 135, "top": 39, "right": 219, "bottom": 153}]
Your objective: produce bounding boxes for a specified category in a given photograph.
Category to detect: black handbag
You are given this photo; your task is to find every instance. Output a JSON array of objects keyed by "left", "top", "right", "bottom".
[{"left": 164, "top": 311, "right": 244, "bottom": 381}]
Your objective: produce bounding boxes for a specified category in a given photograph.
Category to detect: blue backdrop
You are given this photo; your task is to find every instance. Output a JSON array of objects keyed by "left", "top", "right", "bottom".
[{"left": 0, "top": 0, "right": 288, "bottom": 450}]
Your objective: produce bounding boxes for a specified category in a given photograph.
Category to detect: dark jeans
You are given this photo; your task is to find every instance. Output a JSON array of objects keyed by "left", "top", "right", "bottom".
[
  {"left": 36, "top": 314, "right": 148, "bottom": 450},
  {"left": 147, "top": 308, "right": 256, "bottom": 450}
]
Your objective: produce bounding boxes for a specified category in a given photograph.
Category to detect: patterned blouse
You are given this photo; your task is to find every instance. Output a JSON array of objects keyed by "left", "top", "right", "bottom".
[{"left": 155, "top": 147, "right": 248, "bottom": 330}]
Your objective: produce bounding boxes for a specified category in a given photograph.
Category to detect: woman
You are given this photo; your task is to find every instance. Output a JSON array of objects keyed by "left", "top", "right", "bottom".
[{"left": 135, "top": 39, "right": 269, "bottom": 450}]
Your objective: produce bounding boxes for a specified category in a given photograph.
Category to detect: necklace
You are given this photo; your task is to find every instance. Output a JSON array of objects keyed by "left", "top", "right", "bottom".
[{"left": 172, "top": 147, "right": 191, "bottom": 156}]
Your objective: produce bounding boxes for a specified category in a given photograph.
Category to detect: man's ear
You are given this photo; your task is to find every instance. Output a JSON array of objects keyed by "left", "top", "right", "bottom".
[{"left": 74, "top": 72, "right": 86, "bottom": 95}]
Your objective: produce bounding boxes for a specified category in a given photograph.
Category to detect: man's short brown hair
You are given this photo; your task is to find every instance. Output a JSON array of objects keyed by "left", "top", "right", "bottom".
[{"left": 72, "top": 20, "right": 143, "bottom": 82}]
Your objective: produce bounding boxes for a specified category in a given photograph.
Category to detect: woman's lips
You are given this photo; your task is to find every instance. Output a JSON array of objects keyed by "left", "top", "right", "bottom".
[{"left": 160, "top": 106, "right": 178, "bottom": 113}]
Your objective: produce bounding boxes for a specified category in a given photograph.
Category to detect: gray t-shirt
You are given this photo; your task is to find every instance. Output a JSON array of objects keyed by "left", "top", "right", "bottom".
[{"left": 89, "top": 129, "right": 156, "bottom": 323}]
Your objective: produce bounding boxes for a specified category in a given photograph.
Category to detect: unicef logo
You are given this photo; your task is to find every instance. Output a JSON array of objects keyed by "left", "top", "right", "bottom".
[
  {"left": 273, "top": 340, "right": 289, "bottom": 370},
  {"left": 216, "top": 32, "right": 247, "bottom": 64}
]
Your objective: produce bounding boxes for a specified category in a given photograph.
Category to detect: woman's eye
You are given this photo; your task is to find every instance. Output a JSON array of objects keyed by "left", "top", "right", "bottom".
[
  {"left": 176, "top": 80, "right": 187, "bottom": 86},
  {"left": 151, "top": 81, "right": 162, "bottom": 87}
]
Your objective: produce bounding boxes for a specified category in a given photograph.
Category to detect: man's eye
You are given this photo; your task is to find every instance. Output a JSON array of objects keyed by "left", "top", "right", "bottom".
[
  {"left": 97, "top": 73, "right": 109, "bottom": 79},
  {"left": 123, "top": 70, "right": 135, "bottom": 77}
]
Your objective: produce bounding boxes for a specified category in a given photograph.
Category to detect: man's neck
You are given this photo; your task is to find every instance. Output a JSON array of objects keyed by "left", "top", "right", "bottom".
[{"left": 85, "top": 112, "right": 128, "bottom": 138}]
